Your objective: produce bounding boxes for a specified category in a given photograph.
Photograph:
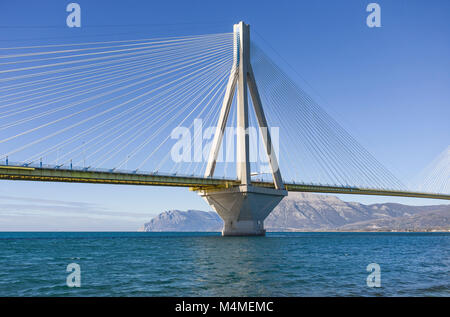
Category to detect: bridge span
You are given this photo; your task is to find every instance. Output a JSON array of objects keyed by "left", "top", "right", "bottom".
[{"left": 1, "top": 164, "right": 448, "bottom": 201}]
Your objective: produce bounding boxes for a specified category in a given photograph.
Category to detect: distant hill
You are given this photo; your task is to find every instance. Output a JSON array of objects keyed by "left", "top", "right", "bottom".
[
  {"left": 141, "top": 210, "right": 222, "bottom": 232},
  {"left": 264, "top": 193, "right": 450, "bottom": 231},
  {"left": 141, "top": 193, "right": 450, "bottom": 232}
]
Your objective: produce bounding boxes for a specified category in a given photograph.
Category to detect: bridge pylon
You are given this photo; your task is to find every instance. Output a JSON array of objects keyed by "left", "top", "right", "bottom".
[{"left": 199, "top": 21, "right": 287, "bottom": 236}]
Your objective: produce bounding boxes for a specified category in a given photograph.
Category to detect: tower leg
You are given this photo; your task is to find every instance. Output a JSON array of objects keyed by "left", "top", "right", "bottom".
[
  {"left": 201, "top": 22, "right": 287, "bottom": 236},
  {"left": 199, "top": 185, "right": 287, "bottom": 236}
]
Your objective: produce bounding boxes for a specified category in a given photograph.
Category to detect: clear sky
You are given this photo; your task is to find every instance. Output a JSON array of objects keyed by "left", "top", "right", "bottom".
[{"left": 0, "top": 0, "right": 449, "bottom": 230}]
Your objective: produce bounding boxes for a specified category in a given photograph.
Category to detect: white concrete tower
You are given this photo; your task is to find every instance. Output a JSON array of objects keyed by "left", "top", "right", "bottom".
[{"left": 200, "top": 21, "right": 287, "bottom": 236}]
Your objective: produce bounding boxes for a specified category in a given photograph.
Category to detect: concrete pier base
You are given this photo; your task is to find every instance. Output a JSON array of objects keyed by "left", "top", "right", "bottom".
[{"left": 199, "top": 185, "right": 287, "bottom": 236}]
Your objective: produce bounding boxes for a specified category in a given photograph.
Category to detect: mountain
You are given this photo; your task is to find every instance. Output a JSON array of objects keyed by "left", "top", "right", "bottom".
[
  {"left": 338, "top": 208, "right": 450, "bottom": 231},
  {"left": 141, "top": 193, "right": 450, "bottom": 232},
  {"left": 141, "top": 209, "right": 222, "bottom": 232},
  {"left": 264, "top": 193, "right": 449, "bottom": 231}
]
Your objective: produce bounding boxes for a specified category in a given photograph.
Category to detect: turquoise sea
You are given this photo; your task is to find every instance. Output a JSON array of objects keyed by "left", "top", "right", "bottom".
[{"left": 0, "top": 232, "right": 448, "bottom": 296}]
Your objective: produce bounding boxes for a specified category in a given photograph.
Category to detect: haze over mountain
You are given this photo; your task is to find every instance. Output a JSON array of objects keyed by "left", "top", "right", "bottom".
[{"left": 142, "top": 193, "right": 450, "bottom": 232}]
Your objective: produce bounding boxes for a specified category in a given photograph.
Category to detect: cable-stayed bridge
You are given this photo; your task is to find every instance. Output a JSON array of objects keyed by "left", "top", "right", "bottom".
[{"left": 1, "top": 22, "right": 448, "bottom": 235}]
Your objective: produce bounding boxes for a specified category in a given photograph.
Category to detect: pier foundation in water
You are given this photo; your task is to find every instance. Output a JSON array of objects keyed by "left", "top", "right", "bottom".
[{"left": 199, "top": 185, "right": 287, "bottom": 236}]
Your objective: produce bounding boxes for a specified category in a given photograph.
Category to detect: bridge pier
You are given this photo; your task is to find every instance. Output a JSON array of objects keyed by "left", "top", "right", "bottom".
[
  {"left": 199, "top": 185, "right": 287, "bottom": 236},
  {"left": 201, "top": 21, "right": 287, "bottom": 236}
]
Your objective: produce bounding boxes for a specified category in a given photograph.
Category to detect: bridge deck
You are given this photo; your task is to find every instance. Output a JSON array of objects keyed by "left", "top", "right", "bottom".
[{"left": 0, "top": 165, "right": 449, "bottom": 200}]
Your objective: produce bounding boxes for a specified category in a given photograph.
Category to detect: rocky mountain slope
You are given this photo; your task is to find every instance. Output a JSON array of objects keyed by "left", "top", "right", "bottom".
[{"left": 142, "top": 209, "right": 222, "bottom": 232}]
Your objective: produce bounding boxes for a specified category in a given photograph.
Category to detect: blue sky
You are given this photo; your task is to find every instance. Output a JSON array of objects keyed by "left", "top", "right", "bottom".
[{"left": 0, "top": 0, "right": 449, "bottom": 230}]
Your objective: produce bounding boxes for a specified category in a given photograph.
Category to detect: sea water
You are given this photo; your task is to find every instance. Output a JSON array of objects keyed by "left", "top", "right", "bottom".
[{"left": 0, "top": 232, "right": 448, "bottom": 296}]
